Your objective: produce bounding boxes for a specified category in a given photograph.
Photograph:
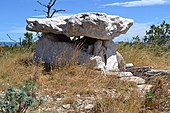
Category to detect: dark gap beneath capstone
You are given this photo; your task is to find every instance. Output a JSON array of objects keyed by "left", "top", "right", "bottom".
[
  {"left": 73, "top": 36, "right": 97, "bottom": 45},
  {"left": 43, "top": 33, "right": 72, "bottom": 42},
  {"left": 44, "top": 33, "right": 97, "bottom": 45},
  {"left": 73, "top": 36, "right": 97, "bottom": 55}
]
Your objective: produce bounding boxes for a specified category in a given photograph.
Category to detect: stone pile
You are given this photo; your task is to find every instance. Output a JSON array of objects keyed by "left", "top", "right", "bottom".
[{"left": 26, "top": 12, "right": 133, "bottom": 72}]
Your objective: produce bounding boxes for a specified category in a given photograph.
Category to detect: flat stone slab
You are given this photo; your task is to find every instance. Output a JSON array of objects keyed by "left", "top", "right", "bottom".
[
  {"left": 146, "top": 69, "right": 170, "bottom": 76},
  {"left": 26, "top": 12, "right": 133, "bottom": 40},
  {"left": 116, "top": 72, "right": 133, "bottom": 77},
  {"left": 120, "top": 76, "right": 145, "bottom": 84},
  {"left": 137, "top": 84, "right": 153, "bottom": 93}
]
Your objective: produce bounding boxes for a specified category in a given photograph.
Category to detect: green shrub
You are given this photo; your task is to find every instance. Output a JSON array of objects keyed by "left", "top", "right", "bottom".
[{"left": 0, "top": 80, "right": 45, "bottom": 113}]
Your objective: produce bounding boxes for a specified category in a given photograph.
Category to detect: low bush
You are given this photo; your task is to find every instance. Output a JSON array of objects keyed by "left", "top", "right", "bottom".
[{"left": 0, "top": 80, "right": 45, "bottom": 113}]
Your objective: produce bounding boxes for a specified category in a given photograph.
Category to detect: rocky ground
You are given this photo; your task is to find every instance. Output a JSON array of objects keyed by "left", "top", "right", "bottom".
[{"left": 35, "top": 65, "right": 170, "bottom": 113}]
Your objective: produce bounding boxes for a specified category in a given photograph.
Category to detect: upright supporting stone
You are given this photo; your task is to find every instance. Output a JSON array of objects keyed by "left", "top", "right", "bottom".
[
  {"left": 34, "top": 36, "right": 74, "bottom": 67},
  {"left": 93, "top": 40, "right": 105, "bottom": 62},
  {"left": 116, "top": 51, "right": 126, "bottom": 71},
  {"left": 34, "top": 33, "right": 93, "bottom": 71},
  {"left": 104, "top": 41, "right": 118, "bottom": 71},
  {"left": 91, "top": 40, "right": 119, "bottom": 72}
]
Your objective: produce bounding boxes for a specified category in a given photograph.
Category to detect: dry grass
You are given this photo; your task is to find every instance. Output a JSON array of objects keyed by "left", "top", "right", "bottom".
[
  {"left": 0, "top": 44, "right": 170, "bottom": 112},
  {"left": 0, "top": 51, "right": 36, "bottom": 89},
  {"left": 117, "top": 43, "right": 170, "bottom": 70}
]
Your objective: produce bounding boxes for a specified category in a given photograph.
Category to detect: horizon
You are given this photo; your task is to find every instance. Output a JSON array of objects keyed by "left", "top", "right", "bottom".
[{"left": 0, "top": 0, "right": 170, "bottom": 42}]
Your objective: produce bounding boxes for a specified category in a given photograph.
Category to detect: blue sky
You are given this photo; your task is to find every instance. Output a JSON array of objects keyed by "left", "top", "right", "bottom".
[{"left": 0, "top": 0, "right": 170, "bottom": 42}]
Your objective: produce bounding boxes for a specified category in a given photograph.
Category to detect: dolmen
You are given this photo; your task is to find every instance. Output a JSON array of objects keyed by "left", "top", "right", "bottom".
[{"left": 26, "top": 12, "right": 133, "bottom": 72}]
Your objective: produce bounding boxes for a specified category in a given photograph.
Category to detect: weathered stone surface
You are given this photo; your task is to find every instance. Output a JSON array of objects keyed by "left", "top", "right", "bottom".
[
  {"left": 116, "top": 72, "right": 133, "bottom": 77},
  {"left": 137, "top": 84, "right": 153, "bottom": 93},
  {"left": 104, "top": 40, "right": 119, "bottom": 71},
  {"left": 35, "top": 34, "right": 124, "bottom": 72},
  {"left": 62, "top": 104, "right": 71, "bottom": 109},
  {"left": 27, "top": 12, "right": 133, "bottom": 72},
  {"left": 92, "top": 40, "right": 119, "bottom": 71},
  {"left": 34, "top": 35, "right": 92, "bottom": 67},
  {"left": 116, "top": 51, "right": 126, "bottom": 71},
  {"left": 84, "top": 104, "right": 94, "bottom": 110},
  {"left": 120, "top": 76, "right": 145, "bottom": 84},
  {"left": 126, "top": 66, "right": 152, "bottom": 76},
  {"left": 26, "top": 12, "right": 133, "bottom": 40},
  {"left": 125, "top": 63, "right": 134, "bottom": 68},
  {"left": 90, "top": 56, "right": 105, "bottom": 72},
  {"left": 146, "top": 69, "right": 170, "bottom": 76}
]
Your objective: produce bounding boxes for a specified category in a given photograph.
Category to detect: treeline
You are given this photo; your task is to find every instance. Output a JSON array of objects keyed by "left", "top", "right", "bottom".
[{"left": 120, "top": 21, "right": 170, "bottom": 56}]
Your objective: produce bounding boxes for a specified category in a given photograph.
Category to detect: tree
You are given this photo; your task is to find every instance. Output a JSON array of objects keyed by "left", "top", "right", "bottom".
[
  {"left": 132, "top": 35, "right": 141, "bottom": 43},
  {"left": 143, "top": 21, "right": 170, "bottom": 46},
  {"left": 35, "top": 0, "right": 65, "bottom": 18},
  {"left": 22, "top": 32, "right": 34, "bottom": 48}
]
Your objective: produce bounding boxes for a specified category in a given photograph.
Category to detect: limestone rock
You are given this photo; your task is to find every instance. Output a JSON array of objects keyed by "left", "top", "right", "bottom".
[
  {"left": 62, "top": 104, "right": 71, "bottom": 109},
  {"left": 90, "top": 56, "right": 105, "bottom": 72},
  {"left": 84, "top": 104, "right": 94, "bottom": 110},
  {"left": 34, "top": 35, "right": 92, "bottom": 68},
  {"left": 125, "top": 63, "right": 134, "bottom": 68},
  {"left": 34, "top": 35, "right": 125, "bottom": 72},
  {"left": 116, "top": 72, "right": 133, "bottom": 77},
  {"left": 116, "top": 51, "right": 126, "bottom": 71},
  {"left": 126, "top": 66, "right": 152, "bottom": 76},
  {"left": 120, "top": 76, "right": 145, "bottom": 84},
  {"left": 146, "top": 69, "right": 170, "bottom": 76},
  {"left": 92, "top": 40, "right": 119, "bottom": 72},
  {"left": 137, "top": 84, "right": 153, "bottom": 93},
  {"left": 26, "top": 12, "right": 133, "bottom": 40},
  {"left": 27, "top": 12, "right": 133, "bottom": 72},
  {"left": 104, "top": 40, "right": 119, "bottom": 72}
]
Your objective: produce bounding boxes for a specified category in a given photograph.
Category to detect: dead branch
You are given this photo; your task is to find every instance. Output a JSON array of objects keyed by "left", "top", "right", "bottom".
[
  {"left": 37, "top": 1, "right": 47, "bottom": 7},
  {"left": 50, "top": 9, "right": 66, "bottom": 18},
  {"left": 7, "top": 34, "right": 22, "bottom": 46},
  {"left": 36, "top": 0, "right": 65, "bottom": 18}
]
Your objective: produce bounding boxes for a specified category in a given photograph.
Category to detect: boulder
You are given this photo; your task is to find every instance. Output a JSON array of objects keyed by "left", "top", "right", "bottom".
[{"left": 26, "top": 12, "right": 133, "bottom": 40}]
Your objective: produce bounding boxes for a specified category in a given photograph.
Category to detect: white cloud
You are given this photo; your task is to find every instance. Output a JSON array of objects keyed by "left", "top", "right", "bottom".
[
  {"left": 104, "top": 0, "right": 170, "bottom": 7},
  {"left": 9, "top": 27, "right": 26, "bottom": 33},
  {"left": 114, "top": 22, "right": 151, "bottom": 42}
]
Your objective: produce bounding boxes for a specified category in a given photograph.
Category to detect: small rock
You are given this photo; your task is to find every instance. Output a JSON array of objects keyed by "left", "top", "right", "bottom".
[
  {"left": 116, "top": 72, "right": 133, "bottom": 77},
  {"left": 56, "top": 98, "right": 62, "bottom": 101},
  {"left": 62, "top": 104, "right": 71, "bottom": 109},
  {"left": 76, "top": 94, "right": 81, "bottom": 97},
  {"left": 76, "top": 99, "right": 83, "bottom": 106},
  {"left": 137, "top": 84, "right": 153, "bottom": 93},
  {"left": 125, "top": 63, "right": 134, "bottom": 68},
  {"left": 84, "top": 104, "right": 94, "bottom": 109},
  {"left": 120, "top": 76, "right": 145, "bottom": 84}
]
